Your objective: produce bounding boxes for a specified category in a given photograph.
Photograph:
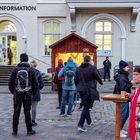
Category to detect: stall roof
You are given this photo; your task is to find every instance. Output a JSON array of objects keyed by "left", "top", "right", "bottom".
[{"left": 49, "top": 33, "right": 98, "bottom": 49}]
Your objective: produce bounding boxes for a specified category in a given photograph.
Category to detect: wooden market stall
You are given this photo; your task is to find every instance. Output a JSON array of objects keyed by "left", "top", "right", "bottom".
[{"left": 49, "top": 33, "right": 98, "bottom": 73}]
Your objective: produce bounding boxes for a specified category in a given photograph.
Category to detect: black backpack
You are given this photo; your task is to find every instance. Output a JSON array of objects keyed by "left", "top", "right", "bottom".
[{"left": 15, "top": 67, "right": 31, "bottom": 92}]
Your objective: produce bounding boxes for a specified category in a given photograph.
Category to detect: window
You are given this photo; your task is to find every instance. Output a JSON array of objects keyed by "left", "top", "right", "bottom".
[
  {"left": 0, "top": 20, "right": 16, "bottom": 32},
  {"left": 43, "top": 20, "right": 61, "bottom": 55},
  {"left": 95, "top": 20, "right": 112, "bottom": 56}
]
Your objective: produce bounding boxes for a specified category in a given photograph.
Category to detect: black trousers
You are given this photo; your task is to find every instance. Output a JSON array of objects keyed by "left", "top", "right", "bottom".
[
  {"left": 78, "top": 92, "right": 92, "bottom": 127},
  {"left": 104, "top": 68, "right": 110, "bottom": 80},
  {"left": 13, "top": 93, "right": 32, "bottom": 132},
  {"left": 57, "top": 83, "right": 63, "bottom": 107}
]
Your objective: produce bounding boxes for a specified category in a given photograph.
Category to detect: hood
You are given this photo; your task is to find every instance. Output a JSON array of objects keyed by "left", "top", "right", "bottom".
[
  {"left": 66, "top": 61, "right": 75, "bottom": 68},
  {"left": 17, "top": 62, "right": 30, "bottom": 68}
]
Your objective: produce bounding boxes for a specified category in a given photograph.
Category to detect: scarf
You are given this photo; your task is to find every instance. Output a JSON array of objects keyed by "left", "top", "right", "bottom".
[{"left": 128, "top": 86, "right": 140, "bottom": 140}]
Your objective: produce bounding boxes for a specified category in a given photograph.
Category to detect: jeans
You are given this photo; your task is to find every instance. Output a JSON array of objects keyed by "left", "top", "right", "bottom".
[
  {"left": 32, "top": 101, "right": 38, "bottom": 121},
  {"left": 78, "top": 92, "right": 92, "bottom": 127},
  {"left": 120, "top": 102, "right": 129, "bottom": 129},
  {"left": 60, "top": 90, "right": 74, "bottom": 115}
]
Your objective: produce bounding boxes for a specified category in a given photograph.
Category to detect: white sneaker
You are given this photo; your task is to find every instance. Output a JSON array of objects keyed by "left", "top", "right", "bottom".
[
  {"left": 120, "top": 130, "right": 127, "bottom": 138},
  {"left": 78, "top": 126, "right": 87, "bottom": 132},
  {"left": 87, "top": 121, "right": 94, "bottom": 126},
  {"left": 121, "top": 129, "right": 128, "bottom": 135}
]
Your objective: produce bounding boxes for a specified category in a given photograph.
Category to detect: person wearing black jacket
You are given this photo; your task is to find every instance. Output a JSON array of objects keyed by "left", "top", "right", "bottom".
[
  {"left": 75, "top": 55, "right": 103, "bottom": 132},
  {"left": 114, "top": 60, "right": 132, "bottom": 138},
  {"left": 103, "top": 56, "right": 111, "bottom": 81},
  {"left": 9, "top": 53, "right": 38, "bottom": 136}
]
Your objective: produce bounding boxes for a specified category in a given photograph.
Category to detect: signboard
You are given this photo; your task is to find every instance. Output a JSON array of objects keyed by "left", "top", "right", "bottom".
[{"left": 82, "top": 48, "right": 89, "bottom": 52}]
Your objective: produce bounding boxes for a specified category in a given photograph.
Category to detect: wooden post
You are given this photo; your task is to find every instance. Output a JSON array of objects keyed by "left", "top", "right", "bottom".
[
  {"left": 115, "top": 102, "right": 121, "bottom": 140},
  {"left": 101, "top": 94, "right": 129, "bottom": 140}
]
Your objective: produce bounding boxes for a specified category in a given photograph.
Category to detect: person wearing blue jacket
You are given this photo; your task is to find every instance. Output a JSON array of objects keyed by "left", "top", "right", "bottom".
[
  {"left": 30, "top": 60, "right": 44, "bottom": 126},
  {"left": 58, "top": 58, "right": 76, "bottom": 117}
]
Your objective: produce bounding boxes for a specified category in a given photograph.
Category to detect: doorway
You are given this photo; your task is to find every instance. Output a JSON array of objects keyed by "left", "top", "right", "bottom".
[
  {"left": 0, "top": 20, "right": 16, "bottom": 65},
  {"left": 0, "top": 35, "right": 16, "bottom": 65}
]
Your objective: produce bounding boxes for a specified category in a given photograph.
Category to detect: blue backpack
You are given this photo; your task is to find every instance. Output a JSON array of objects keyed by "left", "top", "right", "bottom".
[{"left": 64, "top": 69, "right": 75, "bottom": 86}]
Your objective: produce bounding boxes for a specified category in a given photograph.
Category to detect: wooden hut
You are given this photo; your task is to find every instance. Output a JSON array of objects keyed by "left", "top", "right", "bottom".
[{"left": 49, "top": 33, "right": 98, "bottom": 73}]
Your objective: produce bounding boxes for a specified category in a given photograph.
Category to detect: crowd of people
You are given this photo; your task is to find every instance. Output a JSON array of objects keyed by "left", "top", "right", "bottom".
[{"left": 8, "top": 53, "right": 140, "bottom": 140}]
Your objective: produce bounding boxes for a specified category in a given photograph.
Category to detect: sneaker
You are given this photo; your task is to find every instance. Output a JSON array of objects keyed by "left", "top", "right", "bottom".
[
  {"left": 78, "top": 106, "right": 83, "bottom": 111},
  {"left": 67, "top": 114, "right": 72, "bottom": 118},
  {"left": 121, "top": 129, "right": 128, "bottom": 135},
  {"left": 76, "top": 100, "right": 81, "bottom": 104},
  {"left": 120, "top": 130, "right": 127, "bottom": 138},
  {"left": 60, "top": 114, "right": 65, "bottom": 117},
  {"left": 56, "top": 106, "right": 61, "bottom": 109},
  {"left": 12, "top": 131, "right": 17, "bottom": 136},
  {"left": 87, "top": 121, "right": 94, "bottom": 126},
  {"left": 89, "top": 108, "right": 93, "bottom": 111},
  {"left": 78, "top": 126, "right": 87, "bottom": 132},
  {"left": 27, "top": 130, "right": 36, "bottom": 136},
  {"left": 32, "top": 122, "right": 37, "bottom": 126}
]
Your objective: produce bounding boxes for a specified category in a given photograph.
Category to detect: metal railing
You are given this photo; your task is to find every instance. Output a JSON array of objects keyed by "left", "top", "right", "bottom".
[{"left": 28, "top": 55, "right": 51, "bottom": 66}]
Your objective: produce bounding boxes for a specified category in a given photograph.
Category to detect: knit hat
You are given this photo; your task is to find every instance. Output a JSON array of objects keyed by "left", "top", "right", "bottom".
[
  {"left": 20, "top": 53, "right": 28, "bottom": 62},
  {"left": 119, "top": 60, "right": 128, "bottom": 69}
]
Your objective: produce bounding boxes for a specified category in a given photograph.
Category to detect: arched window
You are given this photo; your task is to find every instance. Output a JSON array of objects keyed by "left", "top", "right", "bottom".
[
  {"left": 43, "top": 20, "right": 61, "bottom": 55},
  {"left": 95, "top": 20, "right": 112, "bottom": 56},
  {"left": 0, "top": 20, "right": 16, "bottom": 32}
]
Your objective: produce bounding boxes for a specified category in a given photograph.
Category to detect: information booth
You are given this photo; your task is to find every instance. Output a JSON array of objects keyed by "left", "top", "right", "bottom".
[{"left": 49, "top": 33, "right": 98, "bottom": 73}]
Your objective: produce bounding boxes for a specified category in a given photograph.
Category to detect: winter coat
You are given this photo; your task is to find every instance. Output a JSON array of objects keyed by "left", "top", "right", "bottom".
[
  {"left": 8, "top": 62, "right": 38, "bottom": 95},
  {"left": 103, "top": 60, "right": 111, "bottom": 69},
  {"left": 113, "top": 69, "right": 132, "bottom": 94},
  {"left": 53, "top": 63, "right": 63, "bottom": 84},
  {"left": 75, "top": 62, "right": 103, "bottom": 100},
  {"left": 32, "top": 69, "right": 44, "bottom": 101},
  {"left": 58, "top": 60, "right": 76, "bottom": 90}
]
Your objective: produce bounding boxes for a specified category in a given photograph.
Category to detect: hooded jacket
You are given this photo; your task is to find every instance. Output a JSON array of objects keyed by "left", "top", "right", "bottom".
[
  {"left": 58, "top": 60, "right": 76, "bottom": 90},
  {"left": 113, "top": 69, "right": 132, "bottom": 94},
  {"left": 9, "top": 62, "right": 38, "bottom": 95}
]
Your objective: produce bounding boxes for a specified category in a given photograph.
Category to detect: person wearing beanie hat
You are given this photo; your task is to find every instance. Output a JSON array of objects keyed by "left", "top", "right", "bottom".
[
  {"left": 20, "top": 53, "right": 28, "bottom": 62},
  {"left": 9, "top": 53, "right": 38, "bottom": 136},
  {"left": 113, "top": 60, "right": 132, "bottom": 138},
  {"left": 119, "top": 60, "right": 129, "bottom": 70}
]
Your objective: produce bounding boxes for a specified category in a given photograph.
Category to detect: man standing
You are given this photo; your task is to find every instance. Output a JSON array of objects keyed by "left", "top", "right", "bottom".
[
  {"left": 75, "top": 55, "right": 103, "bottom": 132},
  {"left": 58, "top": 58, "right": 76, "bottom": 117},
  {"left": 103, "top": 56, "right": 111, "bottom": 81},
  {"left": 53, "top": 59, "right": 64, "bottom": 109},
  {"left": 9, "top": 53, "right": 38, "bottom": 136}
]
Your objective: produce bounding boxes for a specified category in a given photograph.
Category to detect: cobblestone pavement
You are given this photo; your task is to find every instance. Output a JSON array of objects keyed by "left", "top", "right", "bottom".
[{"left": 0, "top": 81, "right": 130, "bottom": 140}]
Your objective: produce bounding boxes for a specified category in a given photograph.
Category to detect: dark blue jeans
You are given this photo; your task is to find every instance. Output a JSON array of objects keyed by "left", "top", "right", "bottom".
[
  {"left": 60, "top": 90, "right": 74, "bottom": 115},
  {"left": 78, "top": 92, "right": 92, "bottom": 127},
  {"left": 120, "top": 102, "right": 129, "bottom": 129}
]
